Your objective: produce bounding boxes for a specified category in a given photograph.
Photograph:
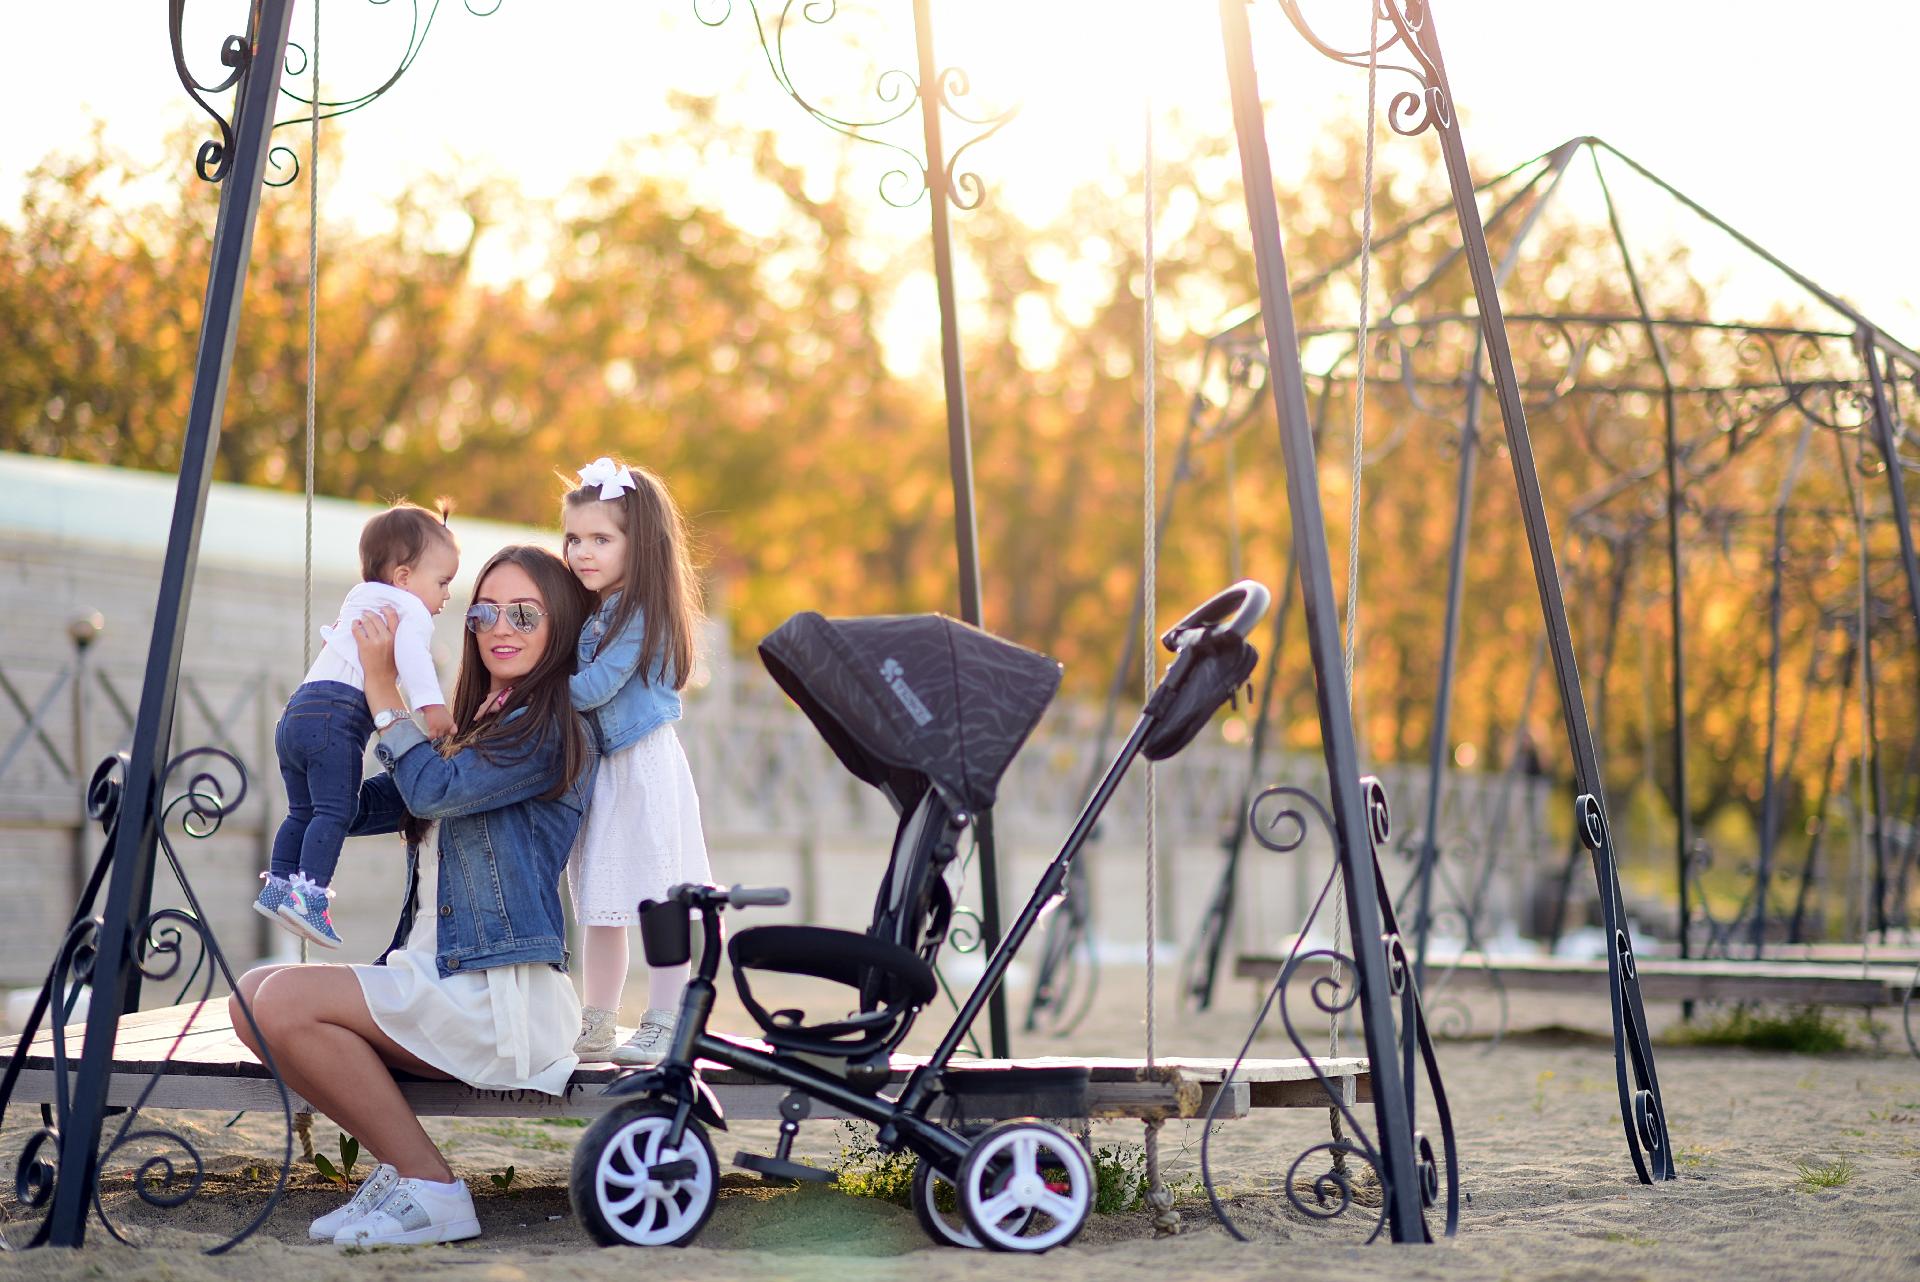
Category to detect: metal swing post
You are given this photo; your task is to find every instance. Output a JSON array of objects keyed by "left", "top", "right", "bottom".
[
  {"left": 906, "top": 0, "right": 1010, "bottom": 1058},
  {"left": 1408, "top": 141, "right": 1580, "bottom": 986},
  {"left": 1858, "top": 335, "right": 1920, "bottom": 927},
  {"left": 1404, "top": 0, "right": 1675, "bottom": 1181},
  {"left": 696, "top": 0, "right": 1021, "bottom": 1058},
  {"left": 1751, "top": 422, "right": 1817, "bottom": 956},
  {"left": 1217, "top": 0, "right": 1428, "bottom": 1241},
  {"left": 46, "top": 0, "right": 298, "bottom": 1245}
]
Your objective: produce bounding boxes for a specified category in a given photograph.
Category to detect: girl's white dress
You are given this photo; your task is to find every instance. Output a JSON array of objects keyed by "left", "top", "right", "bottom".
[
  {"left": 568, "top": 723, "right": 712, "bottom": 927},
  {"left": 353, "top": 823, "right": 580, "bottom": 1094}
]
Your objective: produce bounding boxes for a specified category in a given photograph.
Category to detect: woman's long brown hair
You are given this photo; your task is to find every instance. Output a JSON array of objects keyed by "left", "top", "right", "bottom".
[
  {"left": 401, "top": 545, "right": 593, "bottom": 845},
  {"left": 562, "top": 462, "right": 702, "bottom": 690}
]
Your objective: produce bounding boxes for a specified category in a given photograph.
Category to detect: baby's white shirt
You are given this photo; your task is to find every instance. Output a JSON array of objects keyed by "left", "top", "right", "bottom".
[{"left": 301, "top": 582, "right": 446, "bottom": 710}]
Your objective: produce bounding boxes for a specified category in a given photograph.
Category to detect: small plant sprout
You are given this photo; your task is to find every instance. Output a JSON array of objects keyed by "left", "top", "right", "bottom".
[
  {"left": 491, "top": 1165, "right": 517, "bottom": 1191},
  {"left": 312, "top": 1134, "right": 361, "bottom": 1186}
]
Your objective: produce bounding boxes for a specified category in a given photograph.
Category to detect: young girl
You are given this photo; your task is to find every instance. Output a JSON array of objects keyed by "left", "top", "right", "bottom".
[
  {"left": 562, "top": 456, "right": 712, "bottom": 1065},
  {"left": 261, "top": 500, "right": 458, "bottom": 949}
]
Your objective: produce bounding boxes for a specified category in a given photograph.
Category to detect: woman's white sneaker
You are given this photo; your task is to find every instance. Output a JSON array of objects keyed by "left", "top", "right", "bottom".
[
  {"left": 334, "top": 1176, "right": 481, "bottom": 1246},
  {"left": 308, "top": 1162, "right": 399, "bottom": 1241}
]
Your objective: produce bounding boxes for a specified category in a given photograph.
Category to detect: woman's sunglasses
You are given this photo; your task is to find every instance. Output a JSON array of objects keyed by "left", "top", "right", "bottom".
[{"left": 464, "top": 602, "right": 546, "bottom": 634}]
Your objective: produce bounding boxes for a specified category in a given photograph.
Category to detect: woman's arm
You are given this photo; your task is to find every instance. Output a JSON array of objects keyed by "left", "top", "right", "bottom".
[
  {"left": 347, "top": 773, "right": 407, "bottom": 837},
  {"left": 354, "top": 607, "right": 564, "bottom": 819},
  {"left": 373, "top": 720, "right": 563, "bottom": 819},
  {"left": 569, "top": 609, "right": 648, "bottom": 711},
  {"left": 353, "top": 606, "right": 411, "bottom": 721}
]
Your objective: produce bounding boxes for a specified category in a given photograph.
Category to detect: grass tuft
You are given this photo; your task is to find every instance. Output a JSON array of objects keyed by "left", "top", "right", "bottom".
[
  {"left": 832, "top": 1122, "right": 916, "bottom": 1207},
  {"left": 1795, "top": 1158, "right": 1857, "bottom": 1191},
  {"left": 1675, "top": 1144, "right": 1716, "bottom": 1171},
  {"left": 1665, "top": 1005, "right": 1850, "bottom": 1054}
]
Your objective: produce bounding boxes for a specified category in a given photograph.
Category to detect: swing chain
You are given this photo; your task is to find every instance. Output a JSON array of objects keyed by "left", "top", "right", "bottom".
[
  {"left": 1139, "top": 72, "right": 1180, "bottom": 1240},
  {"left": 295, "top": 0, "right": 320, "bottom": 1152},
  {"left": 1325, "top": 0, "right": 1382, "bottom": 1176}
]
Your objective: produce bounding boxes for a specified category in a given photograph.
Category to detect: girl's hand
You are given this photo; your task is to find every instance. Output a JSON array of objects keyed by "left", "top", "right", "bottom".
[{"left": 420, "top": 704, "right": 457, "bottom": 739}]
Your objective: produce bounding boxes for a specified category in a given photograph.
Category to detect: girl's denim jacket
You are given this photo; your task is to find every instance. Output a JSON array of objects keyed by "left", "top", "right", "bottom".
[
  {"left": 349, "top": 712, "right": 596, "bottom": 978},
  {"left": 571, "top": 591, "right": 681, "bottom": 755}
]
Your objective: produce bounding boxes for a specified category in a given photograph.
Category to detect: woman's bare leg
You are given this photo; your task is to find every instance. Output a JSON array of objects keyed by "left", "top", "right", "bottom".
[{"left": 236, "top": 965, "right": 456, "bottom": 1182}]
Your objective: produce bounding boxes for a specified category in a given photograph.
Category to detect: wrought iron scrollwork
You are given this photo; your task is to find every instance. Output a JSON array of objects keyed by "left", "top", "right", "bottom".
[
  {"left": 1565, "top": 789, "right": 1674, "bottom": 1182},
  {"left": 1392, "top": 826, "right": 1514, "bottom": 1045},
  {"left": 927, "top": 831, "right": 986, "bottom": 1057},
  {"left": 1201, "top": 781, "right": 1457, "bottom": 1244},
  {"left": 266, "top": 0, "right": 508, "bottom": 186},
  {"left": 170, "top": 0, "right": 502, "bottom": 186},
  {"left": 699, "top": 0, "right": 1017, "bottom": 210},
  {"left": 0, "top": 747, "right": 295, "bottom": 1254},
  {"left": 1276, "top": 1, "right": 1449, "bottom": 137},
  {"left": 168, "top": 2, "right": 253, "bottom": 183}
]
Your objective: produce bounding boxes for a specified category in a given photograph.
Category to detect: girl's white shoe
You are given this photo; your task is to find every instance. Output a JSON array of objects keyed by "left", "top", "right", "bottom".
[
  {"left": 607, "top": 1008, "right": 678, "bottom": 1066},
  {"left": 333, "top": 1176, "right": 481, "bottom": 1246},
  {"left": 308, "top": 1162, "right": 398, "bottom": 1241},
  {"left": 573, "top": 1005, "right": 618, "bottom": 1060}
]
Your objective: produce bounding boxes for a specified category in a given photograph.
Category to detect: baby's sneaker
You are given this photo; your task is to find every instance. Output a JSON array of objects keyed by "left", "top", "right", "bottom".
[
  {"left": 309, "top": 1162, "right": 399, "bottom": 1242},
  {"left": 573, "top": 1005, "right": 618, "bottom": 1061},
  {"left": 278, "top": 873, "right": 343, "bottom": 950},
  {"left": 252, "top": 872, "right": 293, "bottom": 924},
  {"left": 608, "top": 1008, "right": 678, "bottom": 1066},
  {"left": 335, "top": 1175, "right": 481, "bottom": 1246}
]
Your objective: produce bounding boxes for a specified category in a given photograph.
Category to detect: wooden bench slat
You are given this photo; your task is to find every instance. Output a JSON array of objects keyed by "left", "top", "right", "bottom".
[
  {"left": 0, "top": 1004, "right": 1368, "bottom": 1123},
  {"left": 1233, "top": 951, "right": 1918, "bottom": 1006}
]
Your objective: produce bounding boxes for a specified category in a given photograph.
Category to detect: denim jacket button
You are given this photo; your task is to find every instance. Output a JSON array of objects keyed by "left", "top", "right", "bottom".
[
  {"left": 439, "top": 903, "right": 453, "bottom": 917},
  {"left": 444, "top": 956, "right": 459, "bottom": 970}
]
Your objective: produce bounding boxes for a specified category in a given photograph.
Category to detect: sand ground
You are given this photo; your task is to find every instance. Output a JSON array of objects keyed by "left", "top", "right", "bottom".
[{"left": 2, "top": 967, "right": 1916, "bottom": 1281}]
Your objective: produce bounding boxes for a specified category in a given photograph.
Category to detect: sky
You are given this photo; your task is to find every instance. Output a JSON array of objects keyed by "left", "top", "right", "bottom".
[{"left": 3, "top": 1, "right": 1917, "bottom": 362}]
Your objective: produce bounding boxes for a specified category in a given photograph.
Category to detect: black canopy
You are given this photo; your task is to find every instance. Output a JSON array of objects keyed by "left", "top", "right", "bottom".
[{"left": 758, "top": 612, "right": 1062, "bottom": 813}]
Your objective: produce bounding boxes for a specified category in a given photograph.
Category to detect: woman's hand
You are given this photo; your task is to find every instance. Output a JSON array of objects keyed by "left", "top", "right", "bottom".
[{"left": 353, "top": 607, "right": 406, "bottom": 718}]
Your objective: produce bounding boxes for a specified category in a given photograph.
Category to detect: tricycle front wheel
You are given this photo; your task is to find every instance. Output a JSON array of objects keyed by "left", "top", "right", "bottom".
[{"left": 570, "top": 1099, "right": 718, "bottom": 1247}]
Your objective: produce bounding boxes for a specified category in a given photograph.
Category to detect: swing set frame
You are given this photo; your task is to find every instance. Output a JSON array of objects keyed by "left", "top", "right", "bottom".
[{"left": 40, "top": 0, "right": 1906, "bottom": 1252}]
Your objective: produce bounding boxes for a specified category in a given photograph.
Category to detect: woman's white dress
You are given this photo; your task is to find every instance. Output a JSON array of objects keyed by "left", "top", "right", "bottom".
[
  {"left": 568, "top": 723, "right": 712, "bottom": 927},
  {"left": 353, "top": 823, "right": 580, "bottom": 1094}
]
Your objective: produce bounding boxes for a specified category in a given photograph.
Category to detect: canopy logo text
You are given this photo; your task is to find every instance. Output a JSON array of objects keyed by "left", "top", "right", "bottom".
[{"left": 880, "top": 658, "right": 934, "bottom": 727}]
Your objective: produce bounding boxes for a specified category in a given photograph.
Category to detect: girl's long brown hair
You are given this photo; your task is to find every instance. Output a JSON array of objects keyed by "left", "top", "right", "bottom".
[
  {"left": 402, "top": 545, "right": 593, "bottom": 844},
  {"left": 562, "top": 462, "right": 702, "bottom": 690}
]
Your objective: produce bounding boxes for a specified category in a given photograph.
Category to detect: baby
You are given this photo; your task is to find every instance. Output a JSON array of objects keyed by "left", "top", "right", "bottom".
[{"left": 256, "top": 500, "right": 459, "bottom": 948}]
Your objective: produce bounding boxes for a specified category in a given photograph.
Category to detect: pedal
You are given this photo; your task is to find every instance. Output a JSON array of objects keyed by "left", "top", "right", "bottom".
[
  {"left": 645, "top": 1158, "right": 697, "bottom": 1183},
  {"left": 733, "top": 1150, "right": 834, "bottom": 1184},
  {"left": 733, "top": 1089, "right": 832, "bottom": 1184}
]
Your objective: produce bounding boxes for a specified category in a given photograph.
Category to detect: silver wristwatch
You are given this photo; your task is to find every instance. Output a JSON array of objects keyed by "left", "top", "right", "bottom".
[{"left": 372, "top": 707, "right": 413, "bottom": 732}]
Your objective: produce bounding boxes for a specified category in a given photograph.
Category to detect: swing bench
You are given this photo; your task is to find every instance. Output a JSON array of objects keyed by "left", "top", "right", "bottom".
[
  {"left": 1232, "top": 950, "right": 1917, "bottom": 1023},
  {"left": 0, "top": 1002, "right": 1370, "bottom": 1126}
]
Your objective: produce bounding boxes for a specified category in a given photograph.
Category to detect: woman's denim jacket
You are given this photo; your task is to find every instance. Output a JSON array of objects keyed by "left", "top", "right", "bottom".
[
  {"left": 349, "top": 712, "right": 596, "bottom": 978},
  {"left": 571, "top": 591, "right": 681, "bottom": 755}
]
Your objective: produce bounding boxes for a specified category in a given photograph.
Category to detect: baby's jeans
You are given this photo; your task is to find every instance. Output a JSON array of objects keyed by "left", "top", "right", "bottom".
[{"left": 270, "top": 681, "right": 375, "bottom": 886}]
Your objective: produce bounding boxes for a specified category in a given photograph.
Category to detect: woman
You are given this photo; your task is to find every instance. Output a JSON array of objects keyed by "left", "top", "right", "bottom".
[{"left": 230, "top": 544, "right": 596, "bottom": 1247}]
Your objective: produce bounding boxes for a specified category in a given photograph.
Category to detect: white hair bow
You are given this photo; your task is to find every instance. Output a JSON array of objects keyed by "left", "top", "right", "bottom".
[{"left": 576, "top": 456, "right": 636, "bottom": 501}]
